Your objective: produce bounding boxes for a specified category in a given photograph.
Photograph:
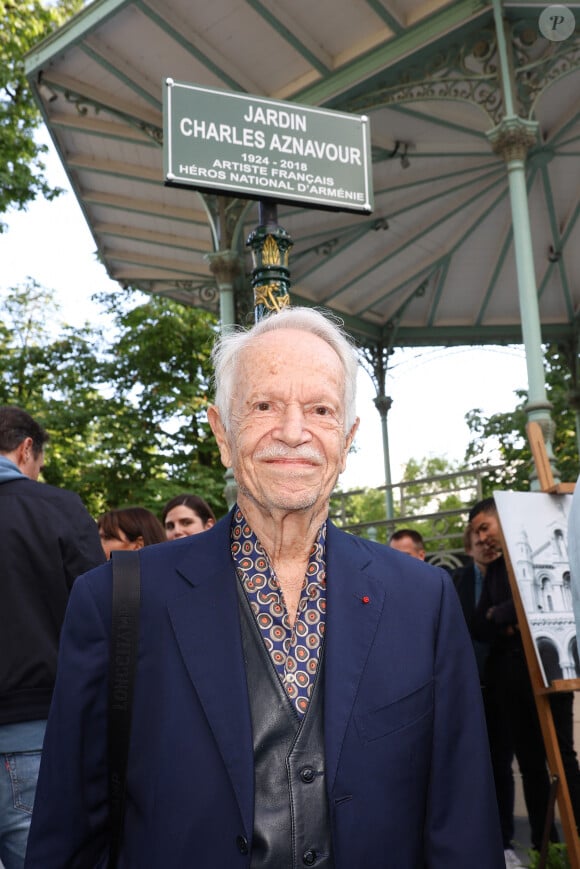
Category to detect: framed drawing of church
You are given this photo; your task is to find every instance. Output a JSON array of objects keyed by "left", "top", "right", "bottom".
[{"left": 494, "top": 490, "right": 578, "bottom": 688}]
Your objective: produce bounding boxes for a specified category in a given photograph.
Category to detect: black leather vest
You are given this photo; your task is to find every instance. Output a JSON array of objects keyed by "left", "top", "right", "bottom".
[{"left": 237, "top": 581, "right": 333, "bottom": 868}]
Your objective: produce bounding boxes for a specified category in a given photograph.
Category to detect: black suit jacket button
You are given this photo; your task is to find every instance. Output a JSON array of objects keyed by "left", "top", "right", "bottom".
[
  {"left": 236, "top": 835, "right": 249, "bottom": 854},
  {"left": 300, "top": 766, "right": 316, "bottom": 783},
  {"left": 303, "top": 850, "right": 317, "bottom": 865}
]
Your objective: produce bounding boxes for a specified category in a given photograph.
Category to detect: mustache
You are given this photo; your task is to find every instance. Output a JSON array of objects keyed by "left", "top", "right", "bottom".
[{"left": 254, "top": 445, "right": 323, "bottom": 463}]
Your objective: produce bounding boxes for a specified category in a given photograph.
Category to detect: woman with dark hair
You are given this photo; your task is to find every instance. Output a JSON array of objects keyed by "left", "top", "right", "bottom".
[
  {"left": 97, "top": 506, "right": 166, "bottom": 559},
  {"left": 162, "top": 493, "right": 216, "bottom": 540}
]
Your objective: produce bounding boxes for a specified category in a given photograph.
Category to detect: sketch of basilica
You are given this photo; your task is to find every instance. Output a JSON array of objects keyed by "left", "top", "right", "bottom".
[{"left": 495, "top": 491, "right": 579, "bottom": 687}]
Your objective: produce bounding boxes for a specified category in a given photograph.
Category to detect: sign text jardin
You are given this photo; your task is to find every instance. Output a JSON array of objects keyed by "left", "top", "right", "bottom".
[{"left": 164, "top": 80, "right": 373, "bottom": 213}]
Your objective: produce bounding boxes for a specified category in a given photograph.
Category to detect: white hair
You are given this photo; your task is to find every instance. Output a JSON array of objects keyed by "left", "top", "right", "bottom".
[{"left": 211, "top": 306, "right": 359, "bottom": 431}]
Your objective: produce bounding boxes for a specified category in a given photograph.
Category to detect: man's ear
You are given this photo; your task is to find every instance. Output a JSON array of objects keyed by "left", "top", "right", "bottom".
[
  {"left": 14, "top": 437, "right": 33, "bottom": 471},
  {"left": 131, "top": 536, "right": 145, "bottom": 551},
  {"left": 340, "top": 417, "right": 360, "bottom": 473},
  {"left": 207, "top": 405, "right": 232, "bottom": 469}
]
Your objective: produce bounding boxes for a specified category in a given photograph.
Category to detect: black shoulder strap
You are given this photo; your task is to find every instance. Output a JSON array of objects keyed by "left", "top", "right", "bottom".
[{"left": 108, "top": 550, "right": 141, "bottom": 869}]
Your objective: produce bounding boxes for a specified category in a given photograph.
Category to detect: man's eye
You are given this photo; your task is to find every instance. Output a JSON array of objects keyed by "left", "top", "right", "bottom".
[
  {"left": 314, "top": 406, "right": 330, "bottom": 415},
  {"left": 256, "top": 402, "right": 270, "bottom": 411}
]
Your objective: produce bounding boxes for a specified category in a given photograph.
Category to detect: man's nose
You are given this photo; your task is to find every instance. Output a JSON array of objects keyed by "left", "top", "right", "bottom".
[{"left": 275, "top": 405, "right": 310, "bottom": 444}]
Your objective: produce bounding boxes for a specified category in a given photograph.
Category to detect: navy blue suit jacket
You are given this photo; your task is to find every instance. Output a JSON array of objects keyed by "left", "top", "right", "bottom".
[{"left": 25, "top": 514, "right": 503, "bottom": 868}]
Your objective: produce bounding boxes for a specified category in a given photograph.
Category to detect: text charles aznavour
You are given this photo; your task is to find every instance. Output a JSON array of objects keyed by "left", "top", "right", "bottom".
[{"left": 176, "top": 102, "right": 367, "bottom": 203}]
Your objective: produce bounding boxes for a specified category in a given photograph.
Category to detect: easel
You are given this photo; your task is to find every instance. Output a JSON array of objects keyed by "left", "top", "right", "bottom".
[{"left": 500, "top": 421, "right": 580, "bottom": 867}]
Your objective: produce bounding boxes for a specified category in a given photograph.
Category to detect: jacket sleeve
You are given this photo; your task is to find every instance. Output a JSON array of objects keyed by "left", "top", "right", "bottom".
[
  {"left": 25, "top": 568, "right": 111, "bottom": 868},
  {"left": 424, "top": 569, "right": 504, "bottom": 867}
]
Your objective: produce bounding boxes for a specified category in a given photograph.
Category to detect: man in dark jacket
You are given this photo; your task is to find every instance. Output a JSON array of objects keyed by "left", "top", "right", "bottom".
[{"left": 0, "top": 406, "right": 105, "bottom": 869}]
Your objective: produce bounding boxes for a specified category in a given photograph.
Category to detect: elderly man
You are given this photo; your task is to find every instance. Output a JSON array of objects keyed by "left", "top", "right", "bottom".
[
  {"left": 0, "top": 406, "right": 104, "bottom": 869},
  {"left": 25, "top": 308, "right": 503, "bottom": 868}
]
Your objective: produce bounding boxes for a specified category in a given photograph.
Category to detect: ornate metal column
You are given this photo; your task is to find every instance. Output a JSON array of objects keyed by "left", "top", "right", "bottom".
[
  {"left": 246, "top": 199, "right": 293, "bottom": 321},
  {"left": 202, "top": 194, "right": 250, "bottom": 508},
  {"left": 373, "top": 393, "right": 395, "bottom": 521},
  {"left": 487, "top": 0, "right": 559, "bottom": 486},
  {"left": 359, "top": 341, "right": 396, "bottom": 523},
  {"left": 206, "top": 249, "right": 241, "bottom": 334}
]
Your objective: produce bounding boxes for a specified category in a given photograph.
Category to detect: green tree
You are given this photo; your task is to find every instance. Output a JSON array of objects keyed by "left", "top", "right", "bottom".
[
  {"left": 0, "top": 282, "right": 227, "bottom": 519},
  {"left": 87, "top": 288, "right": 225, "bottom": 516},
  {"left": 331, "top": 455, "right": 472, "bottom": 552},
  {"left": 0, "top": 0, "right": 83, "bottom": 228},
  {"left": 464, "top": 344, "right": 579, "bottom": 493}
]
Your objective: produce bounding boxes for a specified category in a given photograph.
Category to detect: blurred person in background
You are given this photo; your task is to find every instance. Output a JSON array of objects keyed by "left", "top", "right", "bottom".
[
  {"left": 98, "top": 506, "right": 166, "bottom": 559},
  {"left": 0, "top": 406, "right": 104, "bottom": 869},
  {"left": 454, "top": 521, "right": 518, "bottom": 868},
  {"left": 162, "top": 493, "right": 216, "bottom": 540},
  {"left": 388, "top": 528, "right": 426, "bottom": 560}
]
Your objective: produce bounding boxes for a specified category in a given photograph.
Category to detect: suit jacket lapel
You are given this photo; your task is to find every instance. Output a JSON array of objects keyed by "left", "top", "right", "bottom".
[
  {"left": 324, "top": 523, "right": 386, "bottom": 792},
  {"left": 166, "top": 515, "right": 254, "bottom": 835}
]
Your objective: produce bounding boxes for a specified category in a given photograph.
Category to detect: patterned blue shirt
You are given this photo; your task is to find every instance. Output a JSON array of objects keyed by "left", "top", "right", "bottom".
[{"left": 231, "top": 507, "right": 327, "bottom": 716}]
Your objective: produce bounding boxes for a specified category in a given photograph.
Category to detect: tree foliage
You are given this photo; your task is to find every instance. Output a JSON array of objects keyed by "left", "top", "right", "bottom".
[
  {"left": 332, "top": 455, "right": 473, "bottom": 554},
  {"left": 464, "top": 344, "right": 579, "bottom": 493},
  {"left": 0, "top": 0, "right": 83, "bottom": 228},
  {"left": 0, "top": 282, "right": 227, "bottom": 520}
]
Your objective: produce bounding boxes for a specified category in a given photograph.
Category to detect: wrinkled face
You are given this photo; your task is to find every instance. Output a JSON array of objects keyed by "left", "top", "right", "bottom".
[
  {"left": 389, "top": 536, "right": 425, "bottom": 560},
  {"left": 164, "top": 505, "right": 213, "bottom": 540},
  {"left": 209, "top": 329, "right": 358, "bottom": 517},
  {"left": 470, "top": 510, "right": 502, "bottom": 560}
]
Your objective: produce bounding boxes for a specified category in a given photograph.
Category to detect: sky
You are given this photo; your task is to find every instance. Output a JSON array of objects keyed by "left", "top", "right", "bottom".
[{"left": 0, "top": 133, "right": 529, "bottom": 492}]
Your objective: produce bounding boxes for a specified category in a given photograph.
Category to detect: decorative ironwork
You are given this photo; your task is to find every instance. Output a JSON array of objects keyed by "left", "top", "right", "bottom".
[
  {"left": 137, "top": 279, "right": 219, "bottom": 307},
  {"left": 313, "top": 238, "right": 339, "bottom": 256},
  {"left": 487, "top": 116, "right": 539, "bottom": 162},
  {"left": 170, "top": 280, "right": 219, "bottom": 304},
  {"left": 515, "top": 32, "right": 580, "bottom": 119},
  {"left": 254, "top": 284, "right": 291, "bottom": 313},
  {"left": 340, "top": 27, "right": 503, "bottom": 126},
  {"left": 338, "top": 20, "right": 580, "bottom": 128},
  {"left": 246, "top": 223, "right": 293, "bottom": 320},
  {"left": 63, "top": 90, "right": 163, "bottom": 145}
]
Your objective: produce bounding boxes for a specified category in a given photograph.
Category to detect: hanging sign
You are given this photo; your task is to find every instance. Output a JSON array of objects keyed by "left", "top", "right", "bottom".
[{"left": 163, "top": 79, "right": 373, "bottom": 214}]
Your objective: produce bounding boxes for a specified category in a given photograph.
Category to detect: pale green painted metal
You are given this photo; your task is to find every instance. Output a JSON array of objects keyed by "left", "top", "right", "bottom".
[
  {"left": 80, "top": 42, "right": 162, "bottom": 110},
  {"left": 134, "top": 0, "right": 247, "bottom": 92},
  {"left": 364, "top": 0, "right": 404, "bottom": 34},
  {"left": 539, "top": 164, "right": 574, "bottom": 319},
  {"left": 81, "top": 194, "right": 208, "bottom": 226},
  {"left": 25, "top": 0, "right": 131, "bottom": 74},
  {"left": 427, "top": 257, "right": 450, "bottom": 328},
  {"left": 475, "top": 226, "right": 513, "bottom": 326},
  {"left": 490, "top": 0, "right": 557, "bottom": 484},
  {"left": 245, "top": 0, "right": 330, "bottom": 75},
  {"left": 386, "top": 102, "right": 490, "bottom": 141},
  {"left": 295, "top": 0, "right": 485, "bottom": 106},
  {"left": 329, "top": 174, "right": 506, "bottom": 312},
  {"left": 50, "top": 115, "right": 159, "bottom": 147}
]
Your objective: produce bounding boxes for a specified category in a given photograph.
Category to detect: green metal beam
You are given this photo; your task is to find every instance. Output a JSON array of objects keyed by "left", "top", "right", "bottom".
[
  {"left": 245, "top": 0, "right": 330, "bottom": 75},
  {"left": 427, "top": 256, "right": 451, "bottom": 327},
  {"left": 25, "top": 0, "right": 131, "bottom": 76},
  {"left": 80, "top": 42, "right": 161, "bottom": 110},
  {"left": 363, "top": 0, "right": 404, "bottom": 34},
  {"left": 134, "top": 0, "right": 247, "bottom": 92},
  {"left": 539, "top": 164, "right": 573, "bottom": 319},
  {"left": 294, "top": 0, "right": 489, "bottom": 106}
]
